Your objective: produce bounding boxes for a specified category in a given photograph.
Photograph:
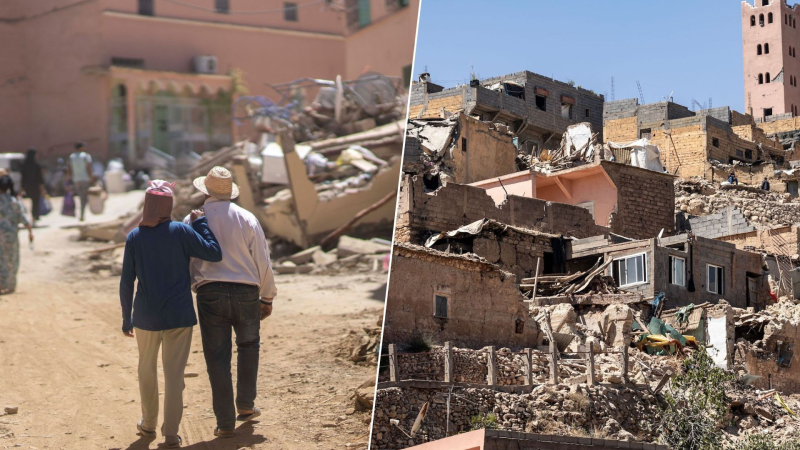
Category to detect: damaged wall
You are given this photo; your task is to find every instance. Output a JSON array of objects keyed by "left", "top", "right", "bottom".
[
  {"left": 570, "top": 235, "right": 769, "bottom": 310},
  {"left": 601, "top": 161, "right": 675, "bottom": 239},
  {"left": 453, "top": 114, "right": 517, "bottom": 184},
  {"left": 384, "top": 244, "right": 538, "bottom": 349},
  {"left": 395, "top": 176, "right": 608, "bottom": 245}
]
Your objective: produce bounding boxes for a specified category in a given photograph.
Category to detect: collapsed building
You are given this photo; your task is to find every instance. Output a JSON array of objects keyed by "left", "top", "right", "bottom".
[
  {"left": 409, "top": 70, "right": 604, "bottom": 154},
  {"left": 374, "top": 73, "right": 799, "bottom": 450},
  {"left": 603, "top": 99, "right": 796, "bottom": 181}
]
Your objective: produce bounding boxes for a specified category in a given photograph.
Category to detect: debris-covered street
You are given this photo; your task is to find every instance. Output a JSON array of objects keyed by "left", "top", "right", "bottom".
[{"left": 0, "top": 194, "right": 385, "bottom": 450}]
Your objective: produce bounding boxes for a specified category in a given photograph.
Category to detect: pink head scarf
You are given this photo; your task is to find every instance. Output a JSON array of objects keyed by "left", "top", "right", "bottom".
[{"left": 140, "top": 180, "right": 177, "bottom": 227}]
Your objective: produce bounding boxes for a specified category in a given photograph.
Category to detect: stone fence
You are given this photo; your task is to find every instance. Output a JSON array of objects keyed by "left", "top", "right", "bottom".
[{"left": 381, "top": 342, "right": 631, "bottom": 387}]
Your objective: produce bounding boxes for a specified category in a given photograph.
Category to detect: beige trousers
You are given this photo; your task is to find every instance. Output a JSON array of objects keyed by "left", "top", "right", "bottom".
[{"left": 135, "top": 326, "right": 193, "bottom": 437}]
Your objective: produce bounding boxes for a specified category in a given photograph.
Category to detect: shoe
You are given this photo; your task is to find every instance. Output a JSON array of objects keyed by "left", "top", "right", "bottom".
[
  {"left": 236, "top": 406, "right": 261, "bottom": 422},
  {"left": 136, "top": 419, "right": 156, "bottom": 437},
  {"left": 214, "top": 427, "right": 235, "bottom": 438},
  {"left": 165, "top": 435, "right": 182, "bottom": 448}
]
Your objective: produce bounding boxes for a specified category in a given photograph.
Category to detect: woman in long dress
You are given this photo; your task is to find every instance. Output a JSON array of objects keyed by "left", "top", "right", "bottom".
[{"left": 0, "top": 175, "right": 33, "bottom": 295}]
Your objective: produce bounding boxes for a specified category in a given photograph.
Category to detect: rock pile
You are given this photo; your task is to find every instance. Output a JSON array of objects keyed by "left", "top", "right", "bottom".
[
  {"left": 371, "top": 383, "right": 660, "bottom": 449},
  {"left": 675, "top": 178, "right": 800, "bottom": 226}
]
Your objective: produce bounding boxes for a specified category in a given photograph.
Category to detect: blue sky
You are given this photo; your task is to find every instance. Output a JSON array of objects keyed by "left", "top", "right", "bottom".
[{"left": 412, "top": 0, "right": 763, "bottom": 111}]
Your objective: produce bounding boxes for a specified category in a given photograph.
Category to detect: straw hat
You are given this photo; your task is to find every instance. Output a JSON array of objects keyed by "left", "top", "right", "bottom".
[{"left": 193, "top": 166, "right": 239, "bottom": 200}]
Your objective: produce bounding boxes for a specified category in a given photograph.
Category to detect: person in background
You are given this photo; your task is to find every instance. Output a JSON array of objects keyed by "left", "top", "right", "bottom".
[
  {"left": 184, "top": 166, "right": 276, "bottom": 438},
  {"left": 21, "top": 148, "right": 45, "bottom": 227},
  {"left": 0, "top": 175, "right": 33, "bottom": 295},
  {"left": 761, "top": 178, "right": 771, "bottom": 191},
  {"left": 119, "top": 180, "right": 223, "bottom": 448},
  {"left": 727, "top": 172, "right": 739, "bottom": 185},
  {"left": 66, "top": 142, "right": 94, "bottom": 221}
]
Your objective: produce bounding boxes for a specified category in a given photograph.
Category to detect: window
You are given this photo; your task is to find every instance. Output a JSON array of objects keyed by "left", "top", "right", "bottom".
[
  {"left": 786, "top": 13, "right": 789, "bottom": 24},
  {"left": 707, "top": 264, "right": 724, "bottom": 295},
  {"left": 758, "top": 44, "right": 763, "bottom": 55},
  {"left": 759, "top": 73, "right": 764, "bottom": 84},
  {"left": 585, "top": 108, "right": 590, "bottom": 118},
  {"left": 760, "top": 13, "right": 765, "bottom": 26},
  {"left": 284, "top": 2, "right": 298, "bottom": 21},
  {"left": 712, "top": 137, "right": 719, "bottom": 147},
  {"left": 669, "top": 256, "right": 686, "bottom": 287},
  {"left": 561, "top": 102, "right": 573, "bottom": 119},
  {"left": 736, "top": 149, "right": 744, "bottom": 157},
  {"left": 515, "top": 318, "right": 525, "bottom": 334},
  {"left": 215, "top": 0, "right": 229, "bottom": 13},
  {"left": 357, "top": 0, "right": 371, "bottom": 27},
  {"left": 766, "top": 72, "right": 771, "bottom": 83},
  {"left": 461, "top": 137, "right": 467, "bottom": 153},
  {"left": 765, "top": 107, "right": 773, "bottom": 117},
  {"left": 611, "top": 253, "right": 648, "bottom": 287},
  {"left": 745, "top": 149, "right": 753, "bottom": 159},
  {"left": 640, "top": 128, "right": 652, "bottom": 139},
  {"left": 111, "top": 57, "right": 145, "bottom": 68},
  {"left": 138, "top": 0, "right": 154, "bottom": 16},
  {"left": 769, "top": 12, "right": 774, "bottom": 23},
  {"left": 752, "top": 15, "right": 757, "bottom": 26},
  {"left": 434, "top": 294, "right": 448, "bottom": 318},
  {"left": 535, "top": 95, "right": 546, "bottom": 111},
  {"left": 765, "top": 43, "right": 770, "bottom": 54},
  {"left": 762, "top": 0, "right": 769, "bottom": 6}
]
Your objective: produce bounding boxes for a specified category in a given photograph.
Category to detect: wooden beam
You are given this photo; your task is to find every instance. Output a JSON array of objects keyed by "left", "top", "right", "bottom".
[{"left": 553, "top": 176, "right": 573, "bottom": 201}]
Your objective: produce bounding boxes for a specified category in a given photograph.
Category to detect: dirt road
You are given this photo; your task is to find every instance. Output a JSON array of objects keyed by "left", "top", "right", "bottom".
[{"left": 0, "top": 193, "right": 385, "bottom": 450}]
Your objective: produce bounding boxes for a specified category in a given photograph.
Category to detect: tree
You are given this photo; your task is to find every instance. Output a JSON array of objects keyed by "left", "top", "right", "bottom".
[{"left": 656, "top": 346, "right": 734, "bottom": 449}]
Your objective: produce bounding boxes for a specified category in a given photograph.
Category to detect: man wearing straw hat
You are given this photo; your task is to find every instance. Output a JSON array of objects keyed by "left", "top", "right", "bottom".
[{"left": 184, "top": 166, "right": 277, "bottom": 438}]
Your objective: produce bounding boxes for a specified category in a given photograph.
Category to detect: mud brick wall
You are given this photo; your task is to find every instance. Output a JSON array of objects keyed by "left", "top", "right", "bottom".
[
  {"left": 473, "top": 232, "right": 553, "bottom": 281},
  {"left": 452, "top": 114, "right": 518, "bottom": 184},
  {"left": 394, "top": 176, "right": 608, "bottom": 245},
  {"left": 601, "top": 162, "right": 675, "bottom": 239},
  {"left": 649, "top": 123, "right": 709, "bottom": 178},
  {"left": 603, "top": 117, "right": 638, "bottom": 142},
  {"left": 384, "top": 245, "right": 540, "bottom": 350},
  {"left": 757, "top": 115, "right": 800, "bottom": 135},
  {"left": 744, "top": 350, "right": 800, "bottom": 394},
  {"left": 717, "top": 225, "right": 800, "bottom": 254}
]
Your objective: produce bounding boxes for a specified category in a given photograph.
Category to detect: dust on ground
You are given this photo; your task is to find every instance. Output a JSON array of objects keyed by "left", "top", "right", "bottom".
[{"left": 0, "top": 192, "right": 384, "bottom": 450}]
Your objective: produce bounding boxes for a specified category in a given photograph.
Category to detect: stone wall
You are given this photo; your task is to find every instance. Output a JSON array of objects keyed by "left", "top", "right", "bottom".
[
  {"left": 384, "top": 244, "right": 540, "bottom": 350},
  {"left": 470, "top": 230, "right": 554, "bottom": 281},
  {"left": 371, "top": 385, "right": 661, "bottom": 449},
  {"left": 395, "top": 176, "right": 608, "bottom": 245},
  {"left": 716, "top": 225, "right": 800, "bottom": 255},
  {"left": 743, "top": 349, "right": 800, "bottom": 394}
]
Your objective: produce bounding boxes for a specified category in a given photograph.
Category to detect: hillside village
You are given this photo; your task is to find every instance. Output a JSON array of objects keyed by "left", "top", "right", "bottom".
[{"left": 372, "top": 5, "right": 800, "bottom": 443}]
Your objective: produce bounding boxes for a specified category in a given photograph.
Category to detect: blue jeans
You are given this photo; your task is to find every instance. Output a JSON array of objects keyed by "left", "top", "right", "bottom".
[{"left": 196, "top": 282, "right": 261, "bottom": 430}]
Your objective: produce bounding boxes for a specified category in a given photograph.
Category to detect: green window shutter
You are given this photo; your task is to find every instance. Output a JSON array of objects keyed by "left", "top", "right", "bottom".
[{"left": 358, "top": 0, "right": 371, "bottom": 27}]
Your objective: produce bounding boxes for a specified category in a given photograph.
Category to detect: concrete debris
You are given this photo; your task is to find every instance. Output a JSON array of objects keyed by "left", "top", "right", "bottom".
[
  {"left": 274, "top": 236, "right": 390, "bottom": 276},
  {"left": 520, "top": 257, "right": 621, "bottom": 297}
]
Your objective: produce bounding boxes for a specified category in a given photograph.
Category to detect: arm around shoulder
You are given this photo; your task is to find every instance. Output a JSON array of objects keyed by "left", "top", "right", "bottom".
[{"left": 186, "top": 218, "right": 222, "bottom": 262}]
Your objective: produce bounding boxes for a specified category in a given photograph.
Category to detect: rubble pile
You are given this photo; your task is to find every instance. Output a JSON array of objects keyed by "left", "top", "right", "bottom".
[
  {"left": 675, "top": 177, "right": 800, "bottom": 226},
  {"left": 274, "top": 236, "right": 390, "bottom": 275},
  {"left": 335, "top": 316, "right": 383, "bottom": 366},
  {"left": 371, "top": 384, "right": 661, "bottom": 449},
  {"left": 520, "top": 258, "right": 620, "bottom": 297}
]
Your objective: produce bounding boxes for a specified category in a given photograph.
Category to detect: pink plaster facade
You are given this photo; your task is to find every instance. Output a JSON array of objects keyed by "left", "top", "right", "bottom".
[
  {"left": 406, "top": 429, "right": 484, "bottom": 450},
  {"left": 0, "top": 0, "right": 419, "bottom": 163},
  {"left": 470, "top": 164, "right": 619, "bottom": 228},
  {"left": 742, "top": 0, "right": 800, "bottom": 118}
]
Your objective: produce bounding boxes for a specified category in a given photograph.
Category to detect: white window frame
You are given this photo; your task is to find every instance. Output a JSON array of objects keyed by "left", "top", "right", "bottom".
[
  {"left": 433, "top": 293, "right": 449, "bottom": 318},
  {"left": 669, "top": 255, "right": 686, "bottom": 287},
  {"left": 611, "top": 252, "right": 649, "bottom": 287},
  {"left": 707, "top": 264, "right": 725, "bottom": 295}
]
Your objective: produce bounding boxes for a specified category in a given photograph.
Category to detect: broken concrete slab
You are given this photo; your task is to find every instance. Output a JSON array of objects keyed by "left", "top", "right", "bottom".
[{"left": 337, "top": 235, "right": 391, "bottom": 258}]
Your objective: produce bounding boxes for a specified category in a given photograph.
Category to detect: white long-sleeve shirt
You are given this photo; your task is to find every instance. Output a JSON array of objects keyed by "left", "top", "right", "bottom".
[{"left": 183, "top": 198, "right": 277, "bottom": 299}]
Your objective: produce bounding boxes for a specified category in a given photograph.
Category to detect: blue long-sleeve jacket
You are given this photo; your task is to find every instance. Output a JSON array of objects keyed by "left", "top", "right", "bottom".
[{"left": 119, "top": 218, "right": 222, "bottom": 332}]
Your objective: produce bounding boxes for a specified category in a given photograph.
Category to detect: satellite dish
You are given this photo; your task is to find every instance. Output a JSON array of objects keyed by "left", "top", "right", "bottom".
[{"left": 410, "top": 402, "right": 429, "bottom": 437}]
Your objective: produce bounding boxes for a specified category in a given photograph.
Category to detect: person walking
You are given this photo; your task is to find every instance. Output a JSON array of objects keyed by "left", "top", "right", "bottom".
[
  {"left": 66, "top": 142, "right": 93, "bottom": 221},
  {"left": 21, "top": 148, "right": 45, "bottom": 227},
  {"left": 0, "top": 175, "right": 33, "bottom": 295},
  {"left": 119, "top": 180, "right": 223, "bottom": 448},
  {"left": 184, "top": 166, "right": 277, "bottom": 438}
]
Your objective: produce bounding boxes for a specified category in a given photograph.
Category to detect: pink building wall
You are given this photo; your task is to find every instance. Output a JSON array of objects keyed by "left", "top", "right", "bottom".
[
  {"left": 0, "top": 0, "right": 419, "bottom": 161},
  {"left": 471, "top": 165, "right": 619, "bottom": 228},
  {"left": 742, "top": 0, "right": 800, "bottom": 118},
  {"left": 406, "top": 428, "right": 484, "bottom": 450}
]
